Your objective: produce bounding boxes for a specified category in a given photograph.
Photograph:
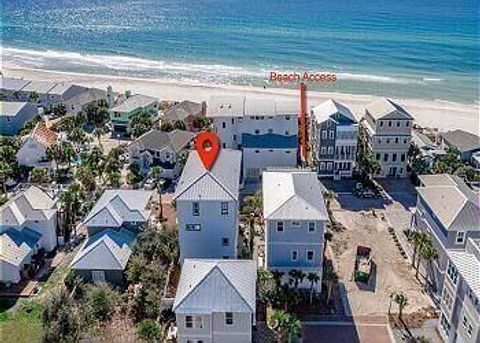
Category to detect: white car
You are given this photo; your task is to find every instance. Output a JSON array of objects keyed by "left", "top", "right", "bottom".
[{"left": 143, "top": 179, "right": 156, "bottom": 190}]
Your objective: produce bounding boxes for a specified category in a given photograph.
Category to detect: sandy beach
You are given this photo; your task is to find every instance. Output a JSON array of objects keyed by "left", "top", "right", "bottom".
[{"left": 3, "top": 64, "right": 478, "bottom": 135}]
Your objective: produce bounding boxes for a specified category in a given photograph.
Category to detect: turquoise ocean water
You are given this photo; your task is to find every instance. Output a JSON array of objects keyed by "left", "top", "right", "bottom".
[{"left": 1, "top": 0, "right": 478, "bottom": 103}]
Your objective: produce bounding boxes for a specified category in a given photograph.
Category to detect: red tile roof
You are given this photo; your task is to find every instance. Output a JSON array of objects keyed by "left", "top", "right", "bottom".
[{"left": 31, "top": 121, "right": 58, "bottom": 148}]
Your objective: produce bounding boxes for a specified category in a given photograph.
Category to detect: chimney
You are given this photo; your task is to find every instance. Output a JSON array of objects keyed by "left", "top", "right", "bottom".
[{"left": 299, "top": 82, "right": 308, "bottom": 164}]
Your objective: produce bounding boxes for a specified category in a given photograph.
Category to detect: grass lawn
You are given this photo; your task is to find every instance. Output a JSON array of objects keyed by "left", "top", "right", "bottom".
[{"left": 0, "top": 298, "right": 44, "bottom": 343}]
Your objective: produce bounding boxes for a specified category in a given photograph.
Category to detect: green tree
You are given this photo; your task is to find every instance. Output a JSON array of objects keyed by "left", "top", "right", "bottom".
[
  {"left": 46, "top": 143, "right": 63, "bottom": 177},
  {"left": 409, "top": 231, "right": 428, "bottom": 271},
  {"left": 131, "top": 112, "right": 154, "bottom": 138},
  {"left": 60, "top": 141, "right": 77, "bottom": 168},
  {"left": 419, "top": 241, "right": 438, "bottom": 291},
  {"left": 192, "top": 115, "right": 210, "bottom": 129},
  {"left": 307, "top": 272, "right": 320, "bottom": 305},
  {"left": 324, "top": 268, "right": 338, "bottom": 305},
  {"left": 160, "top": 121, "right": 174, "bottom": 132},
  {"left": 136, "top": 319, "right": 162, "bottom": 343},
  {"left": 172, "top": 120, "right": 186, "bottom": 130},
  {"left": 76, "top": 165, "right": 96, "bottom": 192},
  {"left": 93, "top": 127, "right": 104, "bottom": 149},
  {"left": 82, "top": 283, "right": 119, "bottom": 326},
  {"left": 59, "top": 183, "right": 84, "bottom": 240},
  {"left": 128, "top": 162, "right": 143, "bottom": 186},
  {"left": 288, "top": 269, "right": 305, "bottom": 290},
  {"left": 394, "top": 292, "right": 408, "bottom": 321},
  {"left": 357, "top": 125, "right": 381, "bottom": 179},
  {"left": 0, "top": 162, "right": 13, "bottom": 193},
  {"left": 150, "top": 166, "right": 165, "bottom": 220},
  {"left": 29, "top": 167, "right": 50, "bottom": 183},
  {"left": 270, "top": 310, "right": 302, "bottom": 343},
  {"left": 53, "top": 103, "right": 67, "bottom": 117}
]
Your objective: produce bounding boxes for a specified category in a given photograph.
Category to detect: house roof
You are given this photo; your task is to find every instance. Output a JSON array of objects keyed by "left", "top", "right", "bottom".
[
  {"left": 365, "top": 98, "right": 413, "bottom": 120},
  {"left": 164, "top": 100, "right": 202, "bottom": 121},
  {"left": 70, "top": 228, "right": 136, "bottom": 270},
  {"left": 0, "top": 77, "right": 30, "bottom": 92},
  {"left": 0, "top": 227, "right": 41, "bottom": 267},
  {"left": 173, "top": 149, "right": 242, "bottom": 201},
  {"left": 448, "top": 239, "right": 480, "bottom": 298},
  {"left": 110, "top": 94, "right": 157, "bottom": 113},
  {"left": 0, "top": 101, "right": 34, "bottom": 117},
  {"left": 64, "top": 88, "right": 107, "bottom": 108},
  {"left": 242, "top": 133, "right": 298, "bottom": 149},
  {"left": 0, "top": 186, "right": 57, "bottom": 227},
  {"left": 312, "top": 99, "right": 357, "bottom": 125},
  {"left": 441, "top": 130, "right": 480, "bottom": 153},
  {"left": 21, "top": 80, "right": 56, "bottom": 94},
  {"left": 207, "top": 96, "right": 297, "bottom": 117},
  {"left": 263, "top": 171, "right": 328, "bottom": 220},
  {"left": 131, "top": 129, "right": 195, "bottom": 153},
  {"left": 173, "top": 259, "right": 256, "bottom": 314},
  {"left": 82, "top": 189, "right": 152, "bottom": 228},
  {"left": 416, "top": 174, "right": 479, "bottom": 232},
  {"left": 47, "top": 82, "right": 73, "bottom": 96},
  {"left": 29, "top": 121, "right": 58, "bottom": 148}
]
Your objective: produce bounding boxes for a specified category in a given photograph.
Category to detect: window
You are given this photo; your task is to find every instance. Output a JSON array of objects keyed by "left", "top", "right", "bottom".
[
  {"left": 233, "top": 134, "right": 236, "bottom": 141},
  {"left": 456, "top": 231, "right": 466, "bottom": 244},
  {"left": 291, "top": 220, "right": 300, "bottom": 227},
  {"left": 186, "top": 224, "right": 201, "bottom": 231},
  {"left": 286, "top": 115, "right": 290, "bottom": 120},
  {"left": 319, "top": 162, "right": 325, "bottom": 171},
  {"left": 376, "top": 153, "right": 380, "bottom": 160},
  {"left": 222, "top": 255, "right": 229, "bottom": 259},
  {"left": 222, "top": 143, "right": 226, "bottom": 148},
  {"left": 231, "top": 118, "right": 234, "bottom": 124},
  {"left": 185, "top": 315, "right": 203, "bottom": 329},
  {"left": 221, "top": 202, "right": 229, "bottom": 215},
  {"left": 307, "top": 250, "right": 314, "bottom": 261},
  {"left": 225, "top": 312, "right": 234, "bottom": 325},
  {"left": 441, "top": 287, "right": 454, "bottom": 312},
  {"left": 321, "top": 147, "right": 326, "bottom": 155},
  {"left": 222, "top": 122, "right": 226, "bottom": 128},
  {"left": 255, "top": 129, "right": 260, "bottom": 134},
  {"left": 380, "top": 121, "right": 384, "bottom": 127},
  {"left": 322, "top": 130, "right": 327, "bottom": 139},
  {"left": 291, "top": 250, "right": 298, "bottom": 261},
  {"left": 401, "top": 154, "right": 406, "bottom": 162},
  {"left": 440, "top": 314, "right": 450, "bottom": 336},
  {"left": 327, "top": 147, "right": 333, "bottom": 155},
  {"left": 327, "top": 162, "right": 333, "bottom": 170},
  {"left": 392, "top": 153, "right": 397, "bottom": 162},
  {"left": 329, "top": 131, "right": 334, "bottom": 139},
  {"left": 268, "top": 128, "right": 273, "bottom": 134},
  {"left": 308, "top": 222, "right": 315, "bottom": 232},
  {"left": 406, "top": 121, "right": 410, "bottom": 127},
  {"left": 255, "top": 150, "right": 260, "bottom": 153},
  {"left": 92, "top": 270, "right": 106, "bottom": 283},
  {"left": 463, "top": 316, "right": 473, "bottom": 337},
  {"left": 397, "top": 121, "right": 400, "bottom": 127},
  {"left": 192, "top": 202, "right": 200, "bottom": 216},
  {"left": 386, "top": 138, "right": 390, "bottom": 144},
  {"left": 222, "top": 237, "right": 229, "bottom": 246},
  {"left": 285, "top": 150, "right": 291, "bottom": 154},
  {"left": 383, "top": 153, "right": 388, "bottom": 162},
  {"left": 447, "top": 261, "right": 458, "bottom": 285},
  {"left": 277, "top": 221, "right": 284, "bottom": 232},
  {"left": 388, "top": 121, "right": 392, "bottom": 127},
  {"left": 395, "top": 137, "right": 399, "bottom": 143}
]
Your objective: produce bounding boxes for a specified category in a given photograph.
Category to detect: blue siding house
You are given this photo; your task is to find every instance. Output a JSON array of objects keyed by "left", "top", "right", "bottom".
[{"left": 0, "top": 101, "right": 38, "bottom": 135}]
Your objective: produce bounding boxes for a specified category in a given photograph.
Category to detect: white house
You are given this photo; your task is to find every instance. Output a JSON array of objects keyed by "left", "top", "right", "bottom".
[
  {"left": 311, "top": 99, "right": 358, "bottom": 179},
  {"left": 17, "top": 121, "right": 58, "bottom": 168},
  {"left": 263, "top": 170, "right": 328, "bottom": 290},
  {"left": 208, "top": 96, "right": 298, "bottom": 182},
  {"left": 173, "top": 259, "right": 256, "bottom": 343},
  {"left": 173, "top": 149, "right": 242, "bottom": 262},
  {"left": 0, "top": 186, "right": 58, "bottom": 283}
]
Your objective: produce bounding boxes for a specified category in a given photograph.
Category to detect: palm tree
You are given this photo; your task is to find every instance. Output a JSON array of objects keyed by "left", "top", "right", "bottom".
[
  {"left": 150, "top": 166, "right": 164, "bottom": 220},
  {"left": 271, "top": 270, "right": 284, "bottom": 287},
  {"left": 60, "top": 184, "right": 83, "bottom": 240},
  {"left": 409, "top": 231, "right": 427, "bottom": 270},
  {"left": 288, "top": 269, "right": 305, "bottom": 290},
  {"left": 29, "top": 167, "right": 49, "bottom": 184},
  {"left": 76, "top": 165, "right": 96, "bottom": 192},
  {"left": 243, "top": 191, "right": 262, "bottom": 253},
  {"left": 0, "top": 162, "right": 13, "bottom": 193},
  {"left": 93, "top": 127, "right": 104, "bottom": 150},
  {"left": 60, "top": 141, "right": 76, "bottom": 169},
  {"left": 393, "top": 292, "right": 408, "bottom": 321},
  {"left": 270, "top": 310, "right": 302, "bottom": 343},
  {"left": 46, "top": 143, "right": 62, "bottom": 177},
  {"left": 307, "top": 272, "right": 320, "bottom": 305},
  {"left": 419, "top": 242, "right": 438, "bottom": 291},
  {"left": 324, "top": 268, "right": 338, "bottom": 305},
  {"left": 29, "top": 91, "right": 39, "bottom": 103}
]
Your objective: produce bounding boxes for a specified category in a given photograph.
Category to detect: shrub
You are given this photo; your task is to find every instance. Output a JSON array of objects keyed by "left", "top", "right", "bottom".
[{"left": 136, "top": 319, "right": 162, "bottom": 342}]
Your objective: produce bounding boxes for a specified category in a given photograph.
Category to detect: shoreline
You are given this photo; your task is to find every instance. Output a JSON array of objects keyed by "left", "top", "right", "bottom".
[{"left": 2, "top": 63, "right": 478, "bottom": 135}]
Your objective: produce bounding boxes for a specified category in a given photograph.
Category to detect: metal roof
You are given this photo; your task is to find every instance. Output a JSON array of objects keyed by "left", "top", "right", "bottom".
[
  {"left": 312, "top": 99, "right": 357, "bottom": 125},
  {"left": 441, "top": 130, "right": 480, "bottom": 153},
  {"left": 21, "top": 80, "right": 56, "bottom": 94},
  {"left": 242, "top": 133, "right": 298, "bottom": 149},
  {"left": 448, "top": 240, "right": 480, "bottom": 298},
  {"left": 263, "top": 170, "right": 328, "bottom": 220},
  {"left": 365, "top": 98, "right": 413, "bottom": 120},
  {"left": 0, "top": 77, "right": 30, "bottom": 92},
  {"left": 173, "top": 149, "right": 242, "bottom": 201},
  {"left": 207, "top": 96, "right": 298, "bottom": 118},
  {"left": 0, "top": 101, "right": 32, "bottom": 117},
  {"left": 70, "top": 228, "right": 136, "bottom": 270},
  {"left": 0, "top": 227, "right": 41, "bottom": 267},
  {"left": 110, "top": 94, "right": 158, "bottom": 113},
  {"left": 82, "top": 189, "right": 152, "bottom": 227},
  {"left": 173, "top": 259, "right": 256, "bottom": 314},
  {"left": 131, "top": 129, "right": 195, "bottom": 153}
]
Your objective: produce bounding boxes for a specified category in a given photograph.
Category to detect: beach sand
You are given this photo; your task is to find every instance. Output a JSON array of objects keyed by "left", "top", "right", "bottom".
[{"left": 3, "top": 63, "right": 478, "bottom": 135}]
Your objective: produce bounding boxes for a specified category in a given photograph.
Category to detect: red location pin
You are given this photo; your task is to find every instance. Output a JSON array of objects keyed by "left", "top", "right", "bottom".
[{"left": 195, "top": 131, "right": 221, "bottom": 170}]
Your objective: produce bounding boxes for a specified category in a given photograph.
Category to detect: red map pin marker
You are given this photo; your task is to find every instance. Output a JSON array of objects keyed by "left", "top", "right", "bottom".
[{"left": 195, "top": 131, "right": 221, "bottom": 170}]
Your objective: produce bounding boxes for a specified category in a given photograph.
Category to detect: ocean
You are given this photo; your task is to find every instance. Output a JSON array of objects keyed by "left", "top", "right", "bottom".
[{"left": 1, "top": 0, "right": 478, "bottom": 104}]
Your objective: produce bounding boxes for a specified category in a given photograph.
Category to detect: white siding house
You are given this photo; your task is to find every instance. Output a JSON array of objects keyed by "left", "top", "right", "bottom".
[
  {"left": 173, "top": 149, "right": 242, "bottom": 262},
  {"left": 173, "top": 259, "right": 256, "bottom": 343},
  {"left": 263, "top": 170, "right": 328, "bottom": 291},
  {"left": 208, "top": 96, "right": 298, "bottom": 181},
  {"left": 17, "top": 121, "right": 58, "bottom": 168}
]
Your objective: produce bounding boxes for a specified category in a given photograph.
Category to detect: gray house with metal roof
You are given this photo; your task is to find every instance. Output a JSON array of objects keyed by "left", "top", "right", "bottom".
[
  {"left": 0, "top": 101, "right": 38, "bottom": 135},
  {"left": 173, "top": 259, "right": 256, "bottom": 343},
  {"left": 412, "top": 174, "right": 480, "bottom": 294},
  {"left": 263, "top": 170, "right": 328, "bottom": 291},
  {"left": 173, "top": 149, "right": 242, "bottom": 262},
  {"left": 441, "top": 129, "right": 480, "bottom": 162},
  {"left": 0, "top": 77, "right": 30, "bottom": 100},
  {"left": 438, "top": 238, "right": 480, "bottom": 343}
]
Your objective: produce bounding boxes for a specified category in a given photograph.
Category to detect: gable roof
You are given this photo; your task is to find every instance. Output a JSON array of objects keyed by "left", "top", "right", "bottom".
[
  {"left": 173, "top": 149, "right": 242, "bottom": 201},
  {"left": 29, "top": 121, "right": 58, "bottom": 148},
  {"left": 447, "top": 239, "right": 480, "bottom": 298},
  {"left": 0, "top": 186, "right": 57, "bottom": 227},
  {"left": 416, "top": 174, "right": 479, "bottom": 232},
  {"left": 173, "top": 259, "right": 256, "bottom": 314},
  {"left": 21, "top": 80, "right": 56, "bottom": 94},
  {"left": 111, "top": 94, "right": 157, "bottom": 113},
  {"left": 312, "top": 99, "right": 357, "bottom": 125},
  {"left": 164, "top": 100, "right": 202, "bottom": 121},
  {"left": 1, "top": 101, "right": 35, "bottom": 117},
  {"left": 263, "top": 171, "right": 328, "bottom": 220},
  {"left": 70, "top": 229, "right": 136, "bottom": 270},
  {"left": 0, "top": 77, "right": 30, "bottom": 92},
  {"left": 64, "top": 88, "right": 107, "bottom": 108},
  {"left": 441, "top": 129, "right": 480, "bottom": 153},
  {"left": 365, "top": 98, "right": 413, "bottom": 120},
  {"left": 131, "top": 129, "right": 195, "bottom": 153},
  {"left": 208, "top": 96, "right": 297, "bottom": 118},
  {"left": 82, "top": 190, "right": 152, "bottom": 227},
  {"left": 0, "top": 227, "right": 41, "bottom": 267}
]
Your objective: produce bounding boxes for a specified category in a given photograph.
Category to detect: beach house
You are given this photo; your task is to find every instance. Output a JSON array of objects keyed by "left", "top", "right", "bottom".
[
  {"left": 440, "top": 129, "right": 480, "bottom": 162},
  {"left": 208, "top": 96, "right": 298, "bottom": 182},
  {"left": 0, "top": 101, "right": 39, "bottom": 135},
  {"left": 163, "top": 100, "right": 206, "bottom": 131},
  {"left": 0, "top": 77, "right": 30, "bottom": 100},
  {"left": 46, "top": 83, "right": 89, "bottom": 111},
  {"left": 109, "top": 93, "right": 158, "bottom": 135},
  {"left": 128, "top": 129, "right": 195, "bottom": 179},
  {"left": 17, "top": 121, "right": 58, "bottom": 168},
  {"left": 173, "top": 259, "right": 256, "bottom": 343},
  {"left": 437, "top": 238, "right": 479, "bottom": 343},
  {"left": 70, "top": 189, "right": 153, "bottom": 283},
  {"left": 262, "top": 170, "right": 328, "bottom": 290},
  {"left": 362, "top": 98, "right": 414, "bottom": 178},
  {"left": 412, "top": 174, "right": 480, "bottom": 294},
  {"left": 16, "top": 80, "right": 56, "bottom": 108},
  {"left": 173, "top": 149, "right": 242, "bottom": 262},
  {"left": 0, "top": 186, "right": 59, "bottom": 283},
  {"left": 310, "top": 99, "right": 358, "bottom": 179}
]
